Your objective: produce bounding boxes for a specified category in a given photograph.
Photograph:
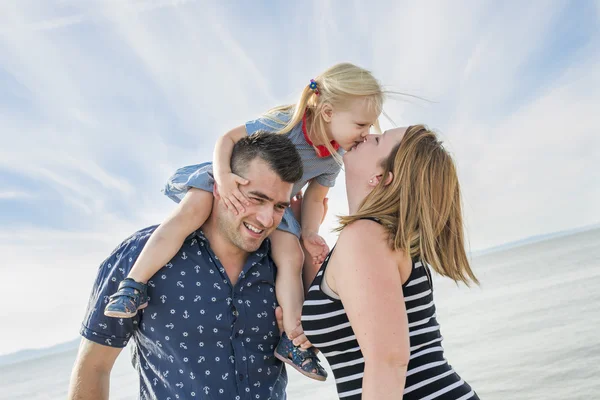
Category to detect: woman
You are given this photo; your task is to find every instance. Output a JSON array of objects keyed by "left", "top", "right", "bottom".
[{"left": 300, "top": 125, "right": 480, "bottom": 399}]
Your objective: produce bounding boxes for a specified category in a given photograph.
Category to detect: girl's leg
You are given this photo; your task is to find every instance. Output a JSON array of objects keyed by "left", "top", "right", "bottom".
[
  {"left": 271, "top": 229, "right": 328, "bottom": 381},
  {"left": 270, "top": 229, "right": 305, "bottom": 336},
  {"left": 127, "top": 189, "right": 213, "bottom": 283},
  {"left": 105, "top": 189, "right": 213, "bottom": 318}
]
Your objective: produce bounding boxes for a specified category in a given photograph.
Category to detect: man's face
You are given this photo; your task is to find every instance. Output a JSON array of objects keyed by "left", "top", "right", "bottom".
[{"left": 215, "top": 158, "right": 293, "bottom": 252}]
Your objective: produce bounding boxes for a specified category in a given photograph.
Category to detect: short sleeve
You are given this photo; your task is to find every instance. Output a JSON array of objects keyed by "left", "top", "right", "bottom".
[
  {"left": 315, "top": 164, "right": 342, "bottom": 188},
  {"left": 79, "top": 227, "right": 155, "bottom": 348},
  {"left": 245, "top": 112, "right": 291, "bottom": 136}
]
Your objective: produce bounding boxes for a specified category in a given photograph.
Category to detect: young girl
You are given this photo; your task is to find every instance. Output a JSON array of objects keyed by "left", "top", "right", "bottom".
[{"left": 104, "top": 62, "right": 385, "bottom": 380}]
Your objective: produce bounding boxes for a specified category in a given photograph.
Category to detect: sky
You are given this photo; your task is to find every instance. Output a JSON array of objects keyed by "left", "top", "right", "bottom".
[{"left": 0, "top": 0, "right": 598, "bottom": 355}]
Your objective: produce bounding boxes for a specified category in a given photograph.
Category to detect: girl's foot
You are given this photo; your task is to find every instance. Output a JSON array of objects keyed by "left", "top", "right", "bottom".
[
  {"left": 104, "top": 278, "right": 149, "bottom": 318},
  {"left": 274, "top": 333, "right": 327, "bottom": 381}
]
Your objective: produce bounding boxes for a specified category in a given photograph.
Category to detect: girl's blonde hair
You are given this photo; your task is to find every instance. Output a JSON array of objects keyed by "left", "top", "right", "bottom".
[
  {"left": 338, "top": 125, "right": 479, "bottom": 286},
  {"left": 264, "top": 62, "right": 385, "bottom": 163}
]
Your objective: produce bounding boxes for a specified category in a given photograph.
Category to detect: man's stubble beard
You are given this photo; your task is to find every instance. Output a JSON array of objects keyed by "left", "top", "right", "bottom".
[{"left": 216, "top": 207, "right": 261, "bottom": 253}]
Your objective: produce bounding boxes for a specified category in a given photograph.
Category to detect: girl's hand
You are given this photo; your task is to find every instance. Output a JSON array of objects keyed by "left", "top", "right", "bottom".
[
  {"left": 302, "top": 232, "right": 330, "bottom": 265},
  {"left": 216, "top": 172, "right": 250, "bottom": 215}
]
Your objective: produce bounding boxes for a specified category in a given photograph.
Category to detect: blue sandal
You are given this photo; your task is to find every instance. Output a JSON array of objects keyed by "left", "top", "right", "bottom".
[
  {"left": 104, "top": 278, "right": 149, "bottom": 318},
  {"left": 274, "top": 333, "right": 327, "bottom": 381}
]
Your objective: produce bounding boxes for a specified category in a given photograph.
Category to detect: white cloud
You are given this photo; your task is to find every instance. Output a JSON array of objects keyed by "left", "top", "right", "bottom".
[
  {"left": 0, "top": 226, "right": 139, "bottom": 354},
  {"left": 0, "top": 191, "right": 34, "bottom": 199},
  {"left": 450, "top": 55, "right": 600, "bottom": 249},
  {"left": 0, "top": 0, "right": 598, "bottom": 355}
]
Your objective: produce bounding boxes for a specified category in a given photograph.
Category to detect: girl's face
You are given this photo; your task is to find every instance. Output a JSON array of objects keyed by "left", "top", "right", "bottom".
[{"left": 325, "top": 97, "right": 380, "bottom": 151}]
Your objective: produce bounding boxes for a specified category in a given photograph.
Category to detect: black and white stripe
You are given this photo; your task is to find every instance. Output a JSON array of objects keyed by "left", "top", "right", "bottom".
[{"left": 302, "top": 255, "right": 479, "bottom": 399}]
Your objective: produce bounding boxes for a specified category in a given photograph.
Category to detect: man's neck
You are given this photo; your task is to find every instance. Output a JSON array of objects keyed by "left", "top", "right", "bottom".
[{"left": 201, "top": 216, "right": 249, "bottom": 285}]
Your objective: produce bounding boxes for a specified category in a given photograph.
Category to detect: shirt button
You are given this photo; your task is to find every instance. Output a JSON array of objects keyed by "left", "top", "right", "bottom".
[{"left": 238, "top": 373, "right": 244, "bottom": 381}]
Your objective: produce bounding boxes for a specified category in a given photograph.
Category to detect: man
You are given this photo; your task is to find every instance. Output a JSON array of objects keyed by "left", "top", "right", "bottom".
[{"left": 68, "top": 132, "right": 303, "bottom": 400}]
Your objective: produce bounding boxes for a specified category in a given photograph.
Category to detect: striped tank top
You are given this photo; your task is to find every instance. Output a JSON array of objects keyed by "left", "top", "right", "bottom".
[{"left": 301, "top": 246, "right": 479, "bottom": 399}]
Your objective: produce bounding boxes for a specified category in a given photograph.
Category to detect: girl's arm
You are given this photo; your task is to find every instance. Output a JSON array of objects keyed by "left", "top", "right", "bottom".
[
  {"left": 212, "top": 125, "right": 251, "bottom": 213},
  {"left": 301, "top": 180, "right": 330, "bottom": 264},
  {"left": 332, "top": 220, "right": 411, "bottom": 400}
]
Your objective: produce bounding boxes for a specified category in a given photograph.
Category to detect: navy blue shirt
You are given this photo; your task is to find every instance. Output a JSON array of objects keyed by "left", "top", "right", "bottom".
[{"left": 80, "top": 225, "right": 287, "bottom": 400}]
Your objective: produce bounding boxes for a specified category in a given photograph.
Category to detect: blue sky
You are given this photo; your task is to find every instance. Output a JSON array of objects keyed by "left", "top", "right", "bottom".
[{"left": 0, "top": 0, "right": 599, "bottom": 355}]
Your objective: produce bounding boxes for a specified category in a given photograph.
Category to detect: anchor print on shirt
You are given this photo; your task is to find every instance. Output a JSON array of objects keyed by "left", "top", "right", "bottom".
[{"left": 83, "top": 227, "right": 284, "bottom": 399}]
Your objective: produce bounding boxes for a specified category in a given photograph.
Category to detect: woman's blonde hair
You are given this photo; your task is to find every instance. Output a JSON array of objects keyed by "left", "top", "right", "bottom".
[
  {"left": 338, "top": 125, "right": 479, "bottom": 286},
  {"left": 264, "top": 62, "right": 385, "bottom": 163}
]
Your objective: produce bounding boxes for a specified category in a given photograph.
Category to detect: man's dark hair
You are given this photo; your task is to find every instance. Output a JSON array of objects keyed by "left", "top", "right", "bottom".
[{"left": 231, "top": 131, "right": 303, "bottom": 183}]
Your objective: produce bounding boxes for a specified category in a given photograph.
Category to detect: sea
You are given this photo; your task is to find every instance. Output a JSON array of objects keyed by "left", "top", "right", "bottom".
[{"left": 1, "top": 227, "right": 599, "bottom": 399}]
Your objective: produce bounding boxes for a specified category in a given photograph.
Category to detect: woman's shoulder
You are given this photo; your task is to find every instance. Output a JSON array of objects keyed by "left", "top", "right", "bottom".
[
  {"left": 328, "top": 219, "right": 409, "bottom": 295},
  {"left": 336, "top": 219, "right": 392, "bottom": 254},
  {"left": 336, "top": 218, "right": 410, "bottom": 271}
]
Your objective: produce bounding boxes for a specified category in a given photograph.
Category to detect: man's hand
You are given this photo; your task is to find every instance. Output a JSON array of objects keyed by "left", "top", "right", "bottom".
[{"left": 275, "top": 306, "right": 312, "bottom": 349}]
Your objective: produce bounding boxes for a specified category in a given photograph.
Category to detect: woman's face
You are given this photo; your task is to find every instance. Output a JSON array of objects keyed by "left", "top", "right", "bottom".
[{"left": 343, "top": 127, "right": 407, "bottom": 182}]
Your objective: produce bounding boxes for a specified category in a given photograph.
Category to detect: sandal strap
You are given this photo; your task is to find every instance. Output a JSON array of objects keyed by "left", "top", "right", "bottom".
[
  {"left": 297, "top": 347, "right": 319, "bottom": 362},
  {"left": 298, "top": 351, "right": 326, "bottom": 376},
  {"left": 108, "top": 279, "right": 148, "bottom": 303},
  {"left": 109, "top": 290, "right": 139, "bottom": 300},
  {"left": 117, "top": 278, "right": 147, "bottom": 293}
]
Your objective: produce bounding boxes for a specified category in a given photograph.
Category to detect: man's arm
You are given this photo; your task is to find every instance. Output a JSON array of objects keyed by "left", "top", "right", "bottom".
[
  {"left": 68, "top": 338, "right": 123, "bottom": 400},
  {"left": 71, "top": 227, "right": 146, "bottom": 399}
]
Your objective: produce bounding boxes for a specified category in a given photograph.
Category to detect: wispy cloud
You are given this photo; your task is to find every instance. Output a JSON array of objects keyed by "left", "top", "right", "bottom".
[
  {"left": 0, "top": 191, "right": 34, "bottom": 199},
  {"left": 0, "top": 0, "right": 598, "bottom": 354}
]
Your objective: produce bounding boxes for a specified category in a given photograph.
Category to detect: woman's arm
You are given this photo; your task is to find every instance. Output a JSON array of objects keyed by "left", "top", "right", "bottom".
[{"left": 333, "top": 220, "right": 411, "bottom": 400}]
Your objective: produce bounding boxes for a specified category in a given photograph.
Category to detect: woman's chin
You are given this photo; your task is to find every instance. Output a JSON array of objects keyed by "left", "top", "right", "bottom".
[{"left": 342, "top": 152, "right": 357, "bottom": 168}]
